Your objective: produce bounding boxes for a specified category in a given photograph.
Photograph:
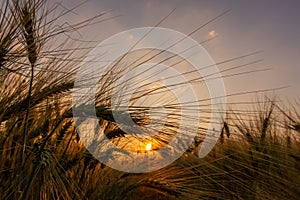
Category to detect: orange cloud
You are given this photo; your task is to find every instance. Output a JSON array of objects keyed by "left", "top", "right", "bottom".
[{"left": 209, "top": 30, "right": 217, "bottom": 38}]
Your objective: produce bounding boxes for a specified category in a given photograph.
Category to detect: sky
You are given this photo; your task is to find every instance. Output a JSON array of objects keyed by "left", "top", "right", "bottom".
[{"left": 58, "top": 0, "right": 300, "bottom": 102}]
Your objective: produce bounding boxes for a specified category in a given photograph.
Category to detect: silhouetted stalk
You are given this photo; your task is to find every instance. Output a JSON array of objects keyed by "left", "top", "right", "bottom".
[{"left": 21, "top": 118, "right": 63, "bottom": 200}]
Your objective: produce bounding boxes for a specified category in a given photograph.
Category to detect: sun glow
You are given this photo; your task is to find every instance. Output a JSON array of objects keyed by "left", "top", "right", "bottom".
[{"left": 145, "top": 143, "right": 152, "bottom": 151}]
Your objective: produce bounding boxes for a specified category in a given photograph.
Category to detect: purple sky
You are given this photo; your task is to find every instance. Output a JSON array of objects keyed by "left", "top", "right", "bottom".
[{"left": 59, "top": 0, "right": 300, "bottom": 101}]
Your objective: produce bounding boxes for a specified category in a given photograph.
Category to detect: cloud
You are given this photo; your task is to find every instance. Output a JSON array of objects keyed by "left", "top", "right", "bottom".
[{"left": 209, "top": 30, "right": 217, "bottom": 38}]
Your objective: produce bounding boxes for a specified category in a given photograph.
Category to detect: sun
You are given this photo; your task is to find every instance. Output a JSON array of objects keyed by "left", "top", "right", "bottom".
[{"left": 145, "top": 143, "right": 152, "bottom": 151}]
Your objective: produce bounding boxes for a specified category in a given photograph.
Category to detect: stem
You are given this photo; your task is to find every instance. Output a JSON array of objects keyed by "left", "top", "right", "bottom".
[
  {"left": 22, "top": 63, "right": 34, "bottom": 165},
  {"left": 17, "top": 63, "right": 34, "bottom": 196}
]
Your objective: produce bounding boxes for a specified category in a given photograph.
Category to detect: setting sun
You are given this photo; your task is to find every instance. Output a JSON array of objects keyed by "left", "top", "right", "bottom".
[{"left": 145, "top": 143, "right": 152, "bottom": 151}]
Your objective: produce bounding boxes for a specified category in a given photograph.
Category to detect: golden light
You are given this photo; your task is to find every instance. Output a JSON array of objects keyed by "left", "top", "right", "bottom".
[{"left": 145, "top": 143, "right": 152, "bottom": 151}]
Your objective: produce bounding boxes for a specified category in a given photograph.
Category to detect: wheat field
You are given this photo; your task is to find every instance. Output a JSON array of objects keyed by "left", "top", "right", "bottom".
[{"left": 0, "top": 0, "right": 299, "bottom": 199}]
